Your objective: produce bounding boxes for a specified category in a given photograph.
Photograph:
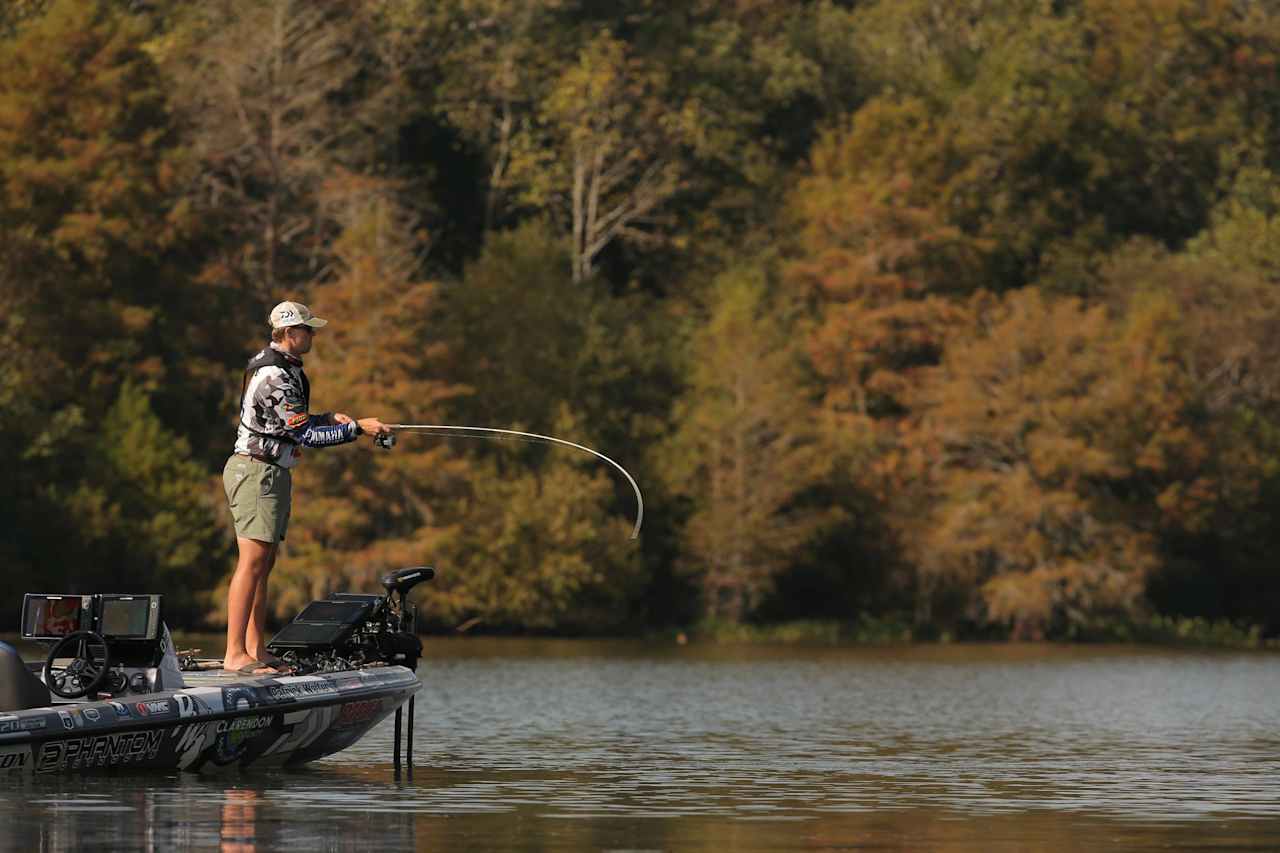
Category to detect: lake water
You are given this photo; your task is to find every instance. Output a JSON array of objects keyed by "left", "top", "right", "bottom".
[{"left": 3, "top": 639, "right": 1280, "bottom": 851}]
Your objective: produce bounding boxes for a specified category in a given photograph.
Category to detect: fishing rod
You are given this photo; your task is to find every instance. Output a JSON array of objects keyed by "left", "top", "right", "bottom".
[{"left": 377, "top": 425, "right": 643, "bottom": 540}]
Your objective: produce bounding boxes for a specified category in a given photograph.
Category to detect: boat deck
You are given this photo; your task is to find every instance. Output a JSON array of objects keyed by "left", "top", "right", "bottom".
[{"left": 179, "top": 660, "right": 301, "bottom": 687}]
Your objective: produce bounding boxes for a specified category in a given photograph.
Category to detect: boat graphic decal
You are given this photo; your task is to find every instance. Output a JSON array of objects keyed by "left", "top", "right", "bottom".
[
  {"left": 0, "top": 664, "right": 418, "bottom": 776},
  {"left": 37, "top": 729, "right": 164, "bottom": 773}
]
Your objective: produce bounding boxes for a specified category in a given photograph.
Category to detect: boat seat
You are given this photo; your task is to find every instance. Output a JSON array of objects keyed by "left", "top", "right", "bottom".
[
  {"left": 0, "top": 641, "right": 51, "bottom": 712},
  {"left": 380, "top": 566, "right": 434, "bottom": 596}
]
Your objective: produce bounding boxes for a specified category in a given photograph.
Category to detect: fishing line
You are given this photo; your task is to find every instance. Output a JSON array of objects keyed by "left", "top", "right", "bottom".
[{"left": 383, "top": 424, "right": 644, "bottom": 540}]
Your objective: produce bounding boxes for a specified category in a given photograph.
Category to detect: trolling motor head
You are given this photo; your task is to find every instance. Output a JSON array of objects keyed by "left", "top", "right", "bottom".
[{"left": 380, "top": 566, "right": 433, "bottom": 596}]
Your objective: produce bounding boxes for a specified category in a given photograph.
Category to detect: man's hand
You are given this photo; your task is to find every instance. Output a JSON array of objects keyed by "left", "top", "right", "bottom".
[{"left": 357, "top": 417, "right": 392, "bottom": 436}]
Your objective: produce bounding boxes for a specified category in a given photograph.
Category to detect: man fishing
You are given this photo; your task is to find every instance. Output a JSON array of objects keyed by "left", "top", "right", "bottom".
[{"left": 222, "top": 301, "right": 392, "bottom": 674}]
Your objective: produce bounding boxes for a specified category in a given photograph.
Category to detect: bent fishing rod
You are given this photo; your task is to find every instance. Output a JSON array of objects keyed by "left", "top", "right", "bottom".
[{"left": 377, "top": 424, "right": 643, "bottom": 540}]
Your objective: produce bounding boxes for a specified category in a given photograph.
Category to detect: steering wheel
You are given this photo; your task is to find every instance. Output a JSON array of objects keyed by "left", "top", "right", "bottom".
[{"left": 43, "top": 630, "right": 111, "bottom": 699}]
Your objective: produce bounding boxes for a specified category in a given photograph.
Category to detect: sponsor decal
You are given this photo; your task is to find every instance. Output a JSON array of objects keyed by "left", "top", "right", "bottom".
[
  {"left": 110, "top": 702, "right": 130, "bottom": 718},
  {"left": 36, "top": 730, "right": 163, "bottom": 773},
  {"left": 213, "top": 715, "right": 276, "bottom": 765},
  {"left": 82, "top": 708, "right": 101, "bottom": 723},
  {"left": 58, "top": 711, "right": 75, "bottom": 731},
  {"left": 0, "top": 746, "right": 30, "bottom": 773},
  {"left": 266, "top": 680, "right": 338, "bottom": 701},
  {"left": 0, "top": 716, "right": 47, "bottom": 735},
  {"left": 221, "top": 685, "right": 260, "bottom": 712},
  {"left": 174, "top": 694, "right": 200, "bottom": 719},
  {"left": 134, "top": 699, "right": 171, "bottom": 717},
  {"left": 335, "top": 699, "right": 382, "bottom": 729},
  {"left": 171, "top": 722, "right": 209, "bottom": 769},
  {"left": 285, "top": 413, "right": 309, "bottom": 428},
  {"left": 215, "top": 715, "right": 274, "bottom": 735}
]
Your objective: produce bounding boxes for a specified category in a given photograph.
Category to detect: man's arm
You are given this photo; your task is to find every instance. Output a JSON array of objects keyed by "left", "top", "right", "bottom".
[{"left": 282, "top": 411, "right": 359, "bottom": 447}]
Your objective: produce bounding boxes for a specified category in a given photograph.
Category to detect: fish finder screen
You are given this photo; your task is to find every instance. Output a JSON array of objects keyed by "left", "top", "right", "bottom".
[
  {"left": 100, "top": 597, "right": 154, "bottom": 638},
  {"left": 21, "top": 595, "right": 85, "bottom": 639}
]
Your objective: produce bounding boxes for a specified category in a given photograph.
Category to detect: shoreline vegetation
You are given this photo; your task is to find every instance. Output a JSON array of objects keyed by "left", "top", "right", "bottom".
[
  {"left": 6, "top": 1, "right": 1280, "bottom": 644},
  {"left": 652, "top": 616, "right": 1278, "bottom": 650},
  {"left": 7, "top": 615, "right": 1275, "bottom": 660}
]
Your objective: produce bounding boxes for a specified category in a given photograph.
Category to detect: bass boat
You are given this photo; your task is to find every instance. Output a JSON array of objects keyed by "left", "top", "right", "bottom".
[{"left": 0, "top": 567, "right": 432, "bottom": 777}]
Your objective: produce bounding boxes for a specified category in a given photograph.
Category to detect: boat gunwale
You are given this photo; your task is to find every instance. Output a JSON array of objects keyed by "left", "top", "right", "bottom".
[{"left": 0, "top": 665, "right": 421, "bottom": 745}]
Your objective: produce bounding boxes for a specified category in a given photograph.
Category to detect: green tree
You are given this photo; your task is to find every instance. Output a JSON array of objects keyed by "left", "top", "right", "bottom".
[
  {"left": 510, "top": 33, "right": 685, "bottom": 282},
  {"left": 423, "top": 0, "right": 570, "bottom": 231},
  {"left": 662, "top": 265, "right": 833, "bottom": 622},
  {"left": 440, "top": 221, "right": 588, "bottom": 430},
  {"left": 83, "top": 384, "right": 225, "bottom": 617},
  {"left": 428, "top": 409, "right": 644, "bottom": 632}
]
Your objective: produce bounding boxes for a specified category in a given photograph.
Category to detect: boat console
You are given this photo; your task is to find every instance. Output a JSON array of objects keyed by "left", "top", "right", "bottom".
[{"left": 19, "top": 593, "right": 178, "bottom": 701}]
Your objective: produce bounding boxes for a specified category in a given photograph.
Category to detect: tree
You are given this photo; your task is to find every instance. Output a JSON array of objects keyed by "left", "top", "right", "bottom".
[
  {"left": 427, "top": 414, "right": 645, "bottom": 632},
  {"left": 662, "top": 265, "right": 833, "bottom": 622},
  {"left": 515, "top": 33, "right": 684, "bottom": 283},
  {"left": 902, "top": 289, "right": 1157, "bottom": 637},
  {"left": 900, "top": 249, "right": 1280, "bottom": 637},
  {"left": 0, "top": 0, "right": 222, "bottom": 621},
  {"left": 423, "top": 0, "right": 569, "bottom": 232},
  {"left": 270, "top": 179, "right": 465, "bottom": 617},
  {"left": 167, "top": 0, "right": 380, "bottom": 301},
  {"left": 1100, "top": 241, "right": 1280, "bottom": 631}
]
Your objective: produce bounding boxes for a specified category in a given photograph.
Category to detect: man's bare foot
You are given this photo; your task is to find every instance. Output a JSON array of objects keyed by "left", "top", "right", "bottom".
[{"left": 222, "top": 654, "right": 281, "bottom": 675}]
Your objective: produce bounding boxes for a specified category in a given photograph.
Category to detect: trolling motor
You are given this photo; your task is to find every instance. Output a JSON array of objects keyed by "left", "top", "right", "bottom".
[
  {"left": 265, "top": 566, "right": 432, "bottom": 777},
  {"left": 266, "top": 567, "right": 431, "bottom": 673}
]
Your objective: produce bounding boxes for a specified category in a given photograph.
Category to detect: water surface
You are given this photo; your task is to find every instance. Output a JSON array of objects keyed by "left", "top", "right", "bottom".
[{"left": 4, "top": 639, "right": 1279, "bottom": 851}]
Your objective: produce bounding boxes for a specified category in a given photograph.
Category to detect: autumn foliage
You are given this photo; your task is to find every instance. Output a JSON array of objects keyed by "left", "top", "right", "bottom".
[{"left": 4, "top": 0, "right": 1280, "bottom": 638}]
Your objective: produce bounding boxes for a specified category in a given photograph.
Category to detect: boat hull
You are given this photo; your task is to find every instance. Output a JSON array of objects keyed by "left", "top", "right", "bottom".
[{"left": 0, "top": 667, "right": 419, "bottom": 776}]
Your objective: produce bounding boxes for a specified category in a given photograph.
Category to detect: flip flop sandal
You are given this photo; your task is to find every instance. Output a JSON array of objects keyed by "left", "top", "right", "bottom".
[
  {"left": 258, "top": 654, "right": 295, "bottom": 673},
  {"left": 229, "top": 660, "right": 279, "bottom": 675}
]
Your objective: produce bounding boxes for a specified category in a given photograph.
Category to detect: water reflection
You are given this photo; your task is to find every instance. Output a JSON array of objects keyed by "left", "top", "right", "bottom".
[
  {"left": 2, "top": 640, "right": 1280, "bottom": 851},
  {"left": 220, "top": 788, "right": 258, "bottom": 853},
  {"left": 1, "top": 773, "right": 420, "bottom": 852}
]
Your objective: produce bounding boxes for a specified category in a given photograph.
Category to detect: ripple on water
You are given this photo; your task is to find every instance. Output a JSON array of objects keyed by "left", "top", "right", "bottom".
[{"left": 2, "top": 643, "right": 1279, "bottom": 852}]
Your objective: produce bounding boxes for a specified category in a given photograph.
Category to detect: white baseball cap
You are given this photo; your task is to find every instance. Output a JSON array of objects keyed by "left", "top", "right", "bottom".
[{"left": 269, "top": 300, "right": 328, "bottom": 330}]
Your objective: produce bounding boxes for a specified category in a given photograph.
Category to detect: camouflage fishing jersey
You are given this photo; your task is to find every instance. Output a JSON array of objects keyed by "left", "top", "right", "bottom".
[{"left": 234, "top": 343, "right": 358, "bottom": 467}]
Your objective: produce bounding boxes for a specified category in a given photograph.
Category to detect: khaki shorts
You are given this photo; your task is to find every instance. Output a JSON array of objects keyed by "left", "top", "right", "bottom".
[{"left": 223, "top": 454, "right": 292, "bottom": 543}]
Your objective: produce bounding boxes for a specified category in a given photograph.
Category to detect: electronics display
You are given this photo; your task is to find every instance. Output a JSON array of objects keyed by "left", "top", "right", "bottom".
[
  {"left": 267, "top": 599, "right": 373, "bottom": 651},
  {"left": 20, "top": 595, "right": 87, "bottom": 640},
  {"left": 98, "top": 595, "right": 161, "bottom": 640},
  {"left": 20, "top": 593, "right": 161, "bottom": 642}
]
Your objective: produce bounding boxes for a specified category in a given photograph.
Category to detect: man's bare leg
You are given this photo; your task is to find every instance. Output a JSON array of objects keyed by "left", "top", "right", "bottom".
[
  {"left": 224, "top": 537, "right": 278, "bottom": 673},
  {"left": 245, "top": 561, "right": 276, "bottom": 663}
]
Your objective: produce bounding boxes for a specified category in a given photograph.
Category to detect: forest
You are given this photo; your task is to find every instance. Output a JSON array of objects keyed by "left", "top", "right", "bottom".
[{"left": 3, "top": 0, "right": 1280, "bottom": 642}]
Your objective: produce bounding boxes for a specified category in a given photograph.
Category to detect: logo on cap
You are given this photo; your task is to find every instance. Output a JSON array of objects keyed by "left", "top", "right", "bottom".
[{"left": 269, "top": 301, "right": 327, "bottom": 330}]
